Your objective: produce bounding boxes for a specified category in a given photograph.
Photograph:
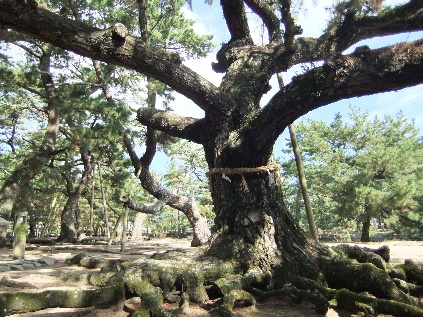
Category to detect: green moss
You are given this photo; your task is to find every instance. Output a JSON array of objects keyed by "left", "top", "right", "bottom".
[
  {"left": 401, "top": 260, "right": 423, "bottom": 285},
  {"left": 215, "top": 289, "right": 255, "bottom": 316},
  {"left": 0, "top": 284, "right": 125, "bottom": 315},
  {"left": 89, "top": 271, "right": 120, "bottom": 286},
  {"left": 335, "top": 288, "right": 423, "bottom": 317},
  {"left": 183, "top": 269, "right": 209, "bottom": 304},
  {"left": 320, "top": 256, "right": 413, "bottom": 304}
]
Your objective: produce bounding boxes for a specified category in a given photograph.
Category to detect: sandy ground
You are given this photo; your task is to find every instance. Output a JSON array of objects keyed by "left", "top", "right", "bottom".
[{"left": 1, "top": 238, "right": 422, "bottom": 317}]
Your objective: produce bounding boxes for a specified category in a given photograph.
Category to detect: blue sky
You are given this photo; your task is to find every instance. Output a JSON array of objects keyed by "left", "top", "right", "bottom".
[{"left": 153, "top": 0, "right": 423, "bottom": 170}]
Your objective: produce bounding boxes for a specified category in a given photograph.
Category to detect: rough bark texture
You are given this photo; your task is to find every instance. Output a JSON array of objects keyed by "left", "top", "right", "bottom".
[
  {"left": 0, "top": 284, "right": 125, "bottom": 316},
  {"left": 130, "top": 212, "right": 147, "bottom": 242},
  {"left": 58, "top": 149, "right": 93, "bottom": 242}
]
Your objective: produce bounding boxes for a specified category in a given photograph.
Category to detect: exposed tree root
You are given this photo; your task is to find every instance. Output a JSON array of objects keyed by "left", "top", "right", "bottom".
[
  {"left": 320, "top": 255, "right": 414, "bottom": 304},
  {"left": 333, "top": 288, "right": 423, "bottom": 317},
  {"left": 0, "top": 283, "right": 125, "bottom": 317},
  {"left": 85, "top": 245, "right": 423, "bottom": 316},
  {"left": 2, "top": 245, "right": 423, "bottom": 317}
]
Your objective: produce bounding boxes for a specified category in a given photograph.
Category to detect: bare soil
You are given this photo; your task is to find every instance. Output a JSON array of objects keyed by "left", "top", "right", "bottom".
[{"left": 1, "top": 238, "right": 422, "bottom": 317}]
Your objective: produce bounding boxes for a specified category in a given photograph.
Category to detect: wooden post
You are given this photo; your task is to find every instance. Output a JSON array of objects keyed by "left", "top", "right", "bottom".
[
  {"left": 278, "top": 73, "right": 318, "bottom": 242},
  {"left": 288, "top": 123, "right": 319, "bottom": 242},
  {"left": 98, "top": 161, "right": 111, "bottom": 238},
  {"left": 121, "top": 204, "right": 129, "bottom": 253},
  {"left": 13, "top": 212, "right": 28, "bottom": 260}
]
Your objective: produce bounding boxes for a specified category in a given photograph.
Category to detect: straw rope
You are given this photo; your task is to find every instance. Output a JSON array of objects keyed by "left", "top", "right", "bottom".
[
  {"left": 205, "top": 163, "right": 281, "bottom": 177},
  {"left": 206, "top": 164, "right": 281, "bottom": 193}
]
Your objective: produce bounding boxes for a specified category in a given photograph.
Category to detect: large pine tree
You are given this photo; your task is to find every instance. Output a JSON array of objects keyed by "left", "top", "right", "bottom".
[{"left": 0, "top": 1, "right": 423, "bottom": 315}]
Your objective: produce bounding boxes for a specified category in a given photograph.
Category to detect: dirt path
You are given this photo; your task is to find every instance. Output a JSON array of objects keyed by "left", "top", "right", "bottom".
[{"left": 1, "top": 239, "right": 422, "bottom": 317}]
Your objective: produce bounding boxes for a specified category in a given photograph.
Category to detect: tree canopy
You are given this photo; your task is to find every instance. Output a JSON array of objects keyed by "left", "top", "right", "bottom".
[{"left": 282, "top": 107, "right": 423, "bottom": 241}]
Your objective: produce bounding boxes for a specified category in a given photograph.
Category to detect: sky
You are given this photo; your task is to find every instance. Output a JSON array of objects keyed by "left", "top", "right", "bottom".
[{"left": 151, "top": 0, "right": 423, "bottom": 170}]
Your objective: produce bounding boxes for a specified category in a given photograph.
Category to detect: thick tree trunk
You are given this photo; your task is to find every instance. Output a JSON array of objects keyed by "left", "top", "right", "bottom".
[
  {"left": 130, "top": 212, "right": 147, "bottom": 242},
  {"left": 205, "top": 149, "right": 323, "bottom": 283}
]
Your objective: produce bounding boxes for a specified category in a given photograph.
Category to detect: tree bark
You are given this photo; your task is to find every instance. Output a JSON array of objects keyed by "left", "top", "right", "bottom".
[
  {"left": 97, "top": 161, "right": 111, "bottom": 238},
  {"left": 58, "top": 148, "right": 93, "bottom": 242},
  {"left": 130, "top": 212, "right": 146, "bottom": 242},
  {"left": 205, "top": 144, "right": 325, "bottom": 280},
  {"left": 361, "top": 213, "right": 371, "bottom": 242}
]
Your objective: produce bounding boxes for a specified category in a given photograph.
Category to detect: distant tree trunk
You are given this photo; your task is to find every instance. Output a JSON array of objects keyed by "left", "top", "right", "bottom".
[
  {"left": 121, "top": 204, "right": 129, "bottom": 252},
  {"left": 97, "top": 161, "right": 111, "bottom": 238},
  {"left": 88, "top": 163, "right": 96, "bottom": 237},
  {"left": 58, "top": 148, "right": 93, "bottom": 242},
  {"left": 361, "top": 212, "right": 371, "bottom": 242},
  {"left": 40, "top": 194, "right": 58, "bottom": 238},
  {"left": 59, "top": 193, "right": 79, "bottom": 242},
  {"left": 130, "top": 212, "right": 147, "bottom": 242}
]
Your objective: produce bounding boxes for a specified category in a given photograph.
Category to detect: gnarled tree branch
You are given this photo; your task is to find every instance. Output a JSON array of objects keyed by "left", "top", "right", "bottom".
[
  {"left": 244, "top": 0, "right": 281, "bottom": 43},
  {"left": 0, "top": 0, "right": 231, "bottom": 118},
  {"left": 221, "top": 0, "right": 252, "bottom": 42},
  {"left": 250, "top": 39, "right": 423, "bottom": 158},
  {"left": 136, "top": 108, "right": 207, "bottom": 144},
  {"left": 122, "top": 132, "right": 211, "bottom": 246}
]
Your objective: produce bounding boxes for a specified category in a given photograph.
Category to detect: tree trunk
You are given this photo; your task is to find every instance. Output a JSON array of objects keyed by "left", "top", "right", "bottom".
[
  {"left": 205, "top": 148, "right": 323, "bottom": 282},
  {"left": 361, "top": 213, "right": 371, "bottom": 242},
  {"left": 97, "top": 161, "right": 111, "bottom": 238},
  {"left": 121, "top": 204, "right": 129, "bottom": 252},
  {"left": 58, "top": 149, "right": 93, "bottom": 242},
  {"left": 130, "top": 212, "right": 146, "bottom": 242},
  {"left": 88, "top": 163, "right": 96, "bottom": 237},
  {"left": 59, "top": 193, "right": 79, "bottom": 242}
]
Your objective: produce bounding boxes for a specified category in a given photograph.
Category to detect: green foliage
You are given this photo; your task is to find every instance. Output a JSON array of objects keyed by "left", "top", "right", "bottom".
[
  {"left": 0, "top": 0, "right": 215, "bottom": 237},
  {"left": 165, "top": 139, "right": 211, "bottom": 205},
  {"left": 282, "top": 106, "right": 423, "bottom": 236}
]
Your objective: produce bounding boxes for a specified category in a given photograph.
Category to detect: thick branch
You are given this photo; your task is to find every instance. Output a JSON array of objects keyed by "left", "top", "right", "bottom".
[
  {"left": 220, "top": 0, "right": 252, "bottom": 42},
  {"left": 330, "top": 0, "right": 423, "bottom": 53},
  {"left": 251, "top": 40, "right": 423, "bottom": 156},
  {"left": 122, "top": 132, "right": 211, "bottom": 246},
  {"left": 124, "top": 198, "right": 167, "bottom": 214},
  {"left": 244, "top": 0, "right": 281, "bottom": 42},
  {"left": 0, "top": 0, "right": 231, "bottom": 117},
  {"left": 280, "top": 0, "right": 300, "bottom": 49},
  {"left": 136, "top": 108, "right": 207, "bottom": 144},
  {"left": 269, "top": 0, "right": 423, "bottom": 73}
]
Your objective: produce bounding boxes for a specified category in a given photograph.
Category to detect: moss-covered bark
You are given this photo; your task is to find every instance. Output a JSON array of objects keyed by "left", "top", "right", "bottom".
[
  {"left": 0, "top": 283, "right": 125, "bottom": 316},
  {"left": 320, "top": 255, "right": 413, "bottom": 304},
  {"left": 5, "top": 246, "right": 423, "bottom": 317},
  {"left": 334, "top": 288, "right": 423, "bottom": 317}
]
